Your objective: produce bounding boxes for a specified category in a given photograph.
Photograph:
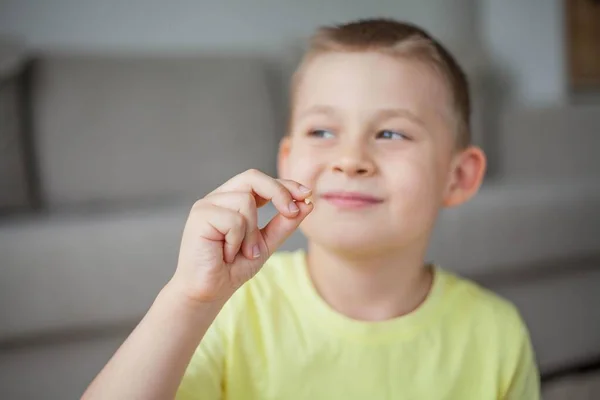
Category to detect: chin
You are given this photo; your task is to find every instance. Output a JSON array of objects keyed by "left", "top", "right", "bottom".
[{"left": 301, "top": 220, "right": 395, "bottom": 256}]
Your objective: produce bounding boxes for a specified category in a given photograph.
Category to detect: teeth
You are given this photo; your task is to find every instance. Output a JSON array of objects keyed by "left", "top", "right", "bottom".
[{"left": 304, "top": 196, "right": 312, "bottom": 205}]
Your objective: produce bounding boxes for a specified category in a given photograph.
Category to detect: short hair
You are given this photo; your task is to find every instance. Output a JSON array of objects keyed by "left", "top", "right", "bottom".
[{"left": 291, "top": 18, "right": 471, "bottom": 148}]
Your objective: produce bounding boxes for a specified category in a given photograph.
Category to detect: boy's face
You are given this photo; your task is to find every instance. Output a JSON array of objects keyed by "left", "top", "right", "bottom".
[{"left": 279, "top": 51, "right": 475, "bottom": 255}]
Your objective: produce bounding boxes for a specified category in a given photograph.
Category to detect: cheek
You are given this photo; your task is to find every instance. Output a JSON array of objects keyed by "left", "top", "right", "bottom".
[
  {"left": 282, "top": 148, "right": 323, "bottom": 185},
  {"left": 391, "top": 169, "right": 435, "bottom": 204},
  {"left": 386, "top": 150, "right": 444, "bottom": 209}
]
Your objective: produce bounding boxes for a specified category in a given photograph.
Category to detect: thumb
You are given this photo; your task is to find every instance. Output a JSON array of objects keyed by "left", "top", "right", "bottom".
[{"left": 260, "top": 200, "right": 313, "bottom": 256}]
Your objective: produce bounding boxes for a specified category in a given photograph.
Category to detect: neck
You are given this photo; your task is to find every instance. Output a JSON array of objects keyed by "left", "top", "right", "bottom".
[{"left": 306, "top": 241, "right": 433, "bottom": 322}]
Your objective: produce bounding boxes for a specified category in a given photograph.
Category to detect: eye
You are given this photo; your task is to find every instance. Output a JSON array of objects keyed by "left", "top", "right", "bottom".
[
  {"left": 376, "top": 130, "right": 408, "bottom": 140},
  {"left": 309, "top": 129, "right": 335, "bottom": 139}
]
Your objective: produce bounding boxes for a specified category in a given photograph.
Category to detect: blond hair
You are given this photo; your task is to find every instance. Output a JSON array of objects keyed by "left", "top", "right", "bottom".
[{"left": 291, "top": 18, "right": 471, "bottom": 148}]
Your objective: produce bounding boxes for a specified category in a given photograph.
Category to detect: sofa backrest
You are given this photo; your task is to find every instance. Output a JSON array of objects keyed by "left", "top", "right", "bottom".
[
  {"left": 497, "top": 105, "right": 600, "bottom": 181},
  {"left": 0, "top": 43, "right": 32, "bottom": 212},
  {"left": 31, "top": 54, "right": 280, "bottom": 208}
]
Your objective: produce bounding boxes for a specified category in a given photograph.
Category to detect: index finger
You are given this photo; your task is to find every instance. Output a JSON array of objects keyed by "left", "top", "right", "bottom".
[{"left": 211, "top": 169, "right": 310, "bottom": 218}]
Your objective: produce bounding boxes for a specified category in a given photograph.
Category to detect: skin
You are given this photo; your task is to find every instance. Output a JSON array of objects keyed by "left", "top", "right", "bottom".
[
  {"left": 278, "top": 51, "right": 486, "bottom": 320},
  {"left": 82, "top": 50, "right": 485, "bottom": 399}
]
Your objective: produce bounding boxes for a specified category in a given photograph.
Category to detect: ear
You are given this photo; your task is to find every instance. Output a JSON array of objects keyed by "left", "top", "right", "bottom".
[
  {"left": 277, "top": 136, "right": 292, "bottom": 179},
  {"left": 443, "top": 146, "right": 487, "bottom": 208}
]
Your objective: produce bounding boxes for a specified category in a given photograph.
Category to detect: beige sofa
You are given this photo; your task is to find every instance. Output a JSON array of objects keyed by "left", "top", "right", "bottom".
[{"left": 0, "top": 52, "right": 599, "bottom": 399}]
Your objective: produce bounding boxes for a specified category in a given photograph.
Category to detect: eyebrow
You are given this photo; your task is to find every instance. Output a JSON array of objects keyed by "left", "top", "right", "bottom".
[
  {"left": 296, "top": 105, "right": 338, "bottom": 120},
  {"left": 296, "top": 105, "right": 426, "bottom": 127},
  {"left": 374, "top": 108, "right": 426, "bottom": 127}
]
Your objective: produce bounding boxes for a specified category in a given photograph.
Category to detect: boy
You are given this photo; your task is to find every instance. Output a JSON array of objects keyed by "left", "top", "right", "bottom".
[{"left": 83, "top": 19, "right": 540, "bottom": 399}]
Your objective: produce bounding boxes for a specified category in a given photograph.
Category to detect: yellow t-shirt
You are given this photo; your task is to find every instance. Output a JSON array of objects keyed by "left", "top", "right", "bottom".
[{"left": 177, "top": 250, "right": 540, "bottom": 399}]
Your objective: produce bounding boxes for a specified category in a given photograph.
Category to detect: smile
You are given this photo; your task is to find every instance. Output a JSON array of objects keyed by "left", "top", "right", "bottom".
[{"left": 320, "top": 191, "right": 384, "bottom": 209}]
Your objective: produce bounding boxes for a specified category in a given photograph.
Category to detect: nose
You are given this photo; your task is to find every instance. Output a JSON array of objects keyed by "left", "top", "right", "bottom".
[{"left": 331, "top": 143, "right": 376, "bottom": 177}]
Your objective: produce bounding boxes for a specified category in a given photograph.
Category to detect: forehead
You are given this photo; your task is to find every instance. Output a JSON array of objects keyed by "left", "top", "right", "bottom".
[{"left": 293, "top": 52, "right": 452, "bottom": 126}]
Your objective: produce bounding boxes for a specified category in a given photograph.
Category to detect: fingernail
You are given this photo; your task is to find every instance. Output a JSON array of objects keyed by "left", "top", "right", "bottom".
[
  {"left": 288, "top": 201, "right": 300, "bottom": 213},
  {"left": 252, "top": 245, "right": 261, "bottom": 258},
  {"left": 299, "top": 185, "right": 311, "bottom": 193}
]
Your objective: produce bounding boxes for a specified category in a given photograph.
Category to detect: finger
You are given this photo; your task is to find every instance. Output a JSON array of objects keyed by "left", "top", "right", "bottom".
[
  {"left": 260, "top": 200, "right": 313, "bottom": 256},
  {"left": 211, "top": 169, "right": 306, "bottom": 218},
  {"left": 254, "top": 178, "right": 312, "bottom": 208},
  {"left": 197, "top": 204, "right": 247, "bottom": 264},
  {"left": 204, "top": 192, "right": 259, "bottom": 260}
]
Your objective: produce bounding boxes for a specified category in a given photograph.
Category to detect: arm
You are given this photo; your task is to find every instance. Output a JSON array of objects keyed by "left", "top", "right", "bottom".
[
  {"left": 81, "top": 170, "right": 313, "bottom": 399},
  {"left": 82, "top": 285, "right": 224, "bottom": 400}
]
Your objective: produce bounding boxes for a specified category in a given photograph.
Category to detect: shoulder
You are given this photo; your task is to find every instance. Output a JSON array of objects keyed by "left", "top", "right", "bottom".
[
  {"left": 439, "top": 269, "right": 527, "bottom": 336},
  {"left": 438, "top": 269, "right": 538, "bottom": 392}
]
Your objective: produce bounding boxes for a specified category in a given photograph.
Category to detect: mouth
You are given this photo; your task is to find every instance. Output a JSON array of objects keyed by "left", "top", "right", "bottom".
[{"left": 320, "top": 191, "right": 384, "bottom": 209}]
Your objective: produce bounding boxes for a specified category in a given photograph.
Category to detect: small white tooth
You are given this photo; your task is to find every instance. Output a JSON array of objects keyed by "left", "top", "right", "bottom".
[{"left": 304, "top": 197, "right": 312, "bottom": 205}]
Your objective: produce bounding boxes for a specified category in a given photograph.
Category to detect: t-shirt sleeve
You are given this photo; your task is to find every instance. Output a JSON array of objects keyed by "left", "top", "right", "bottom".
[
  {"left": 502, "top": 316, "right": 541, "bottom": 400},
  {"left": 175, "top": 312, "right": 228, "bottom": 400}
]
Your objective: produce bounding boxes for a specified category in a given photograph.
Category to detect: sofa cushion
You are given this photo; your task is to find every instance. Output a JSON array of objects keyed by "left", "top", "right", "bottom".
[
  {"left": 32, "top": 54, "right": 279, "bottom": 207},
  {"left": 543, "top": 370, "right": 600, "bottom": 400},
  {"left": 0, "top": 332, "right": 127, "bottom": 399},
  {"left": 427, "top": 180, "right": 600, "bottom": 275}
]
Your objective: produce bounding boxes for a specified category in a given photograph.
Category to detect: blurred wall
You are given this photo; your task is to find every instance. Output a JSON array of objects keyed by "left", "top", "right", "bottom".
[
  {"left": 480, "top": 0, "right": 566, "bottom": 106},
  {"left": 0, "top": 0, "right": 568, "bottom": 107},
  {"left": 0, "top": 0, "right": 478, "bottom": 54}
]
